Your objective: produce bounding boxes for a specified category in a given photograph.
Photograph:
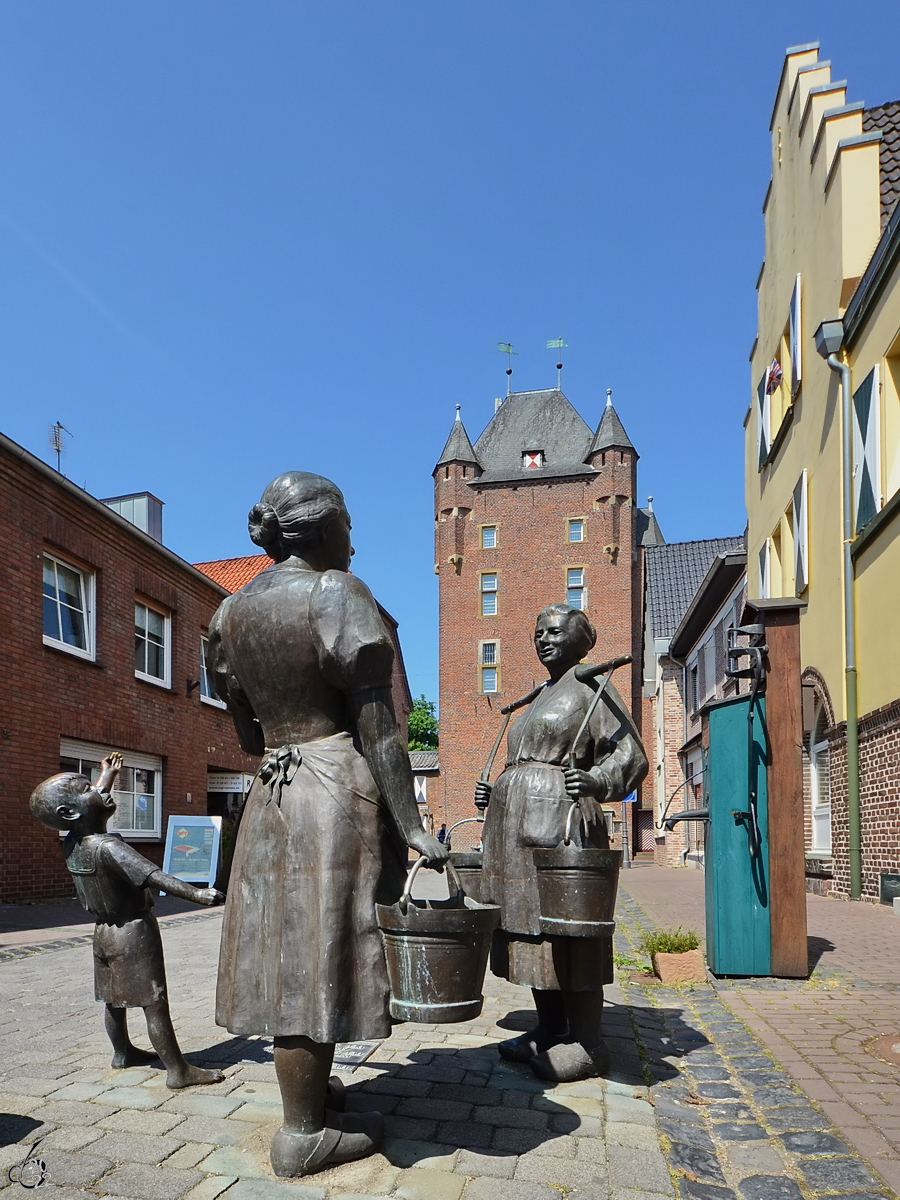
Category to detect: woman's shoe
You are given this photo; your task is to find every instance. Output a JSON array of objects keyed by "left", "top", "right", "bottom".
[
  {"left": 529, "top": 1039, "right": 610, "bottom": 1083},
  {"left": 498, "top": 1027, "right": 565, "bottom": 1063},
  {"left": 270, "top": 1110, "right": 383, "bottom": 1177}
]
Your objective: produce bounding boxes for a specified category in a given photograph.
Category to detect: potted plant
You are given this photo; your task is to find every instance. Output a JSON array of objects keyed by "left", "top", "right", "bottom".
[{"left": 637, "top": 927, "right": 705, "bottom": 984}]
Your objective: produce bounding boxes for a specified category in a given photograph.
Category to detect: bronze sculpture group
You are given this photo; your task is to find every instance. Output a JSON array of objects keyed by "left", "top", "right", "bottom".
[{"left": 31, "top": 469, "right": 648, "bottom": 1179}]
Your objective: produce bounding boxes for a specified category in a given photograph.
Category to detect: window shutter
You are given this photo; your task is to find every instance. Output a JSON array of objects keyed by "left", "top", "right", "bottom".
[
  {"left": 714, "top": 622, "right": 726, "bottom": 688},
  {"left": 697, "top": 649, "right": 706, "bottom": 705},
  {"left": 758, "top": 540, "right": 770, "bottom": 599},
  {"left": 790, "top": 274, "right": 802, "bottom": 396},
  {"left": 852, "top": 366, "right": 881, "bottom": 532},
  {"left": 757, "top": 372, "right": 770, "bottom": 470},
  {"left": 792, "top": 469, "right": 808, "bottom": 595}
]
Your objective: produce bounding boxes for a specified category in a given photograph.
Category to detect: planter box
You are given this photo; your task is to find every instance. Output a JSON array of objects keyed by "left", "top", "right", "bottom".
[{"left": 651, "top": 948, "right": 706, "bottom": 984}]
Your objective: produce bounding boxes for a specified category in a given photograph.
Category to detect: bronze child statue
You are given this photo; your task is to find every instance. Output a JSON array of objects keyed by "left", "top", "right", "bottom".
[{"left": 30, "top": 752, "right": 225, "bottom": 1088}]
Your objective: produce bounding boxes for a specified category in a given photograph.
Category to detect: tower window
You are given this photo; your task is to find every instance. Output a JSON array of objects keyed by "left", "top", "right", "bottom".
[
  {"left": 481, "top": 641, "right": 496, "bottom": 665},
  {"left": 568, "top": 519, "right": 584, "bottom": 543},
  {"left": 523, "top": 451, "right": 543, "bottom": 469},
  {"left": 481, "top": 525, "right": 497, "bottom": 549},
  {"left": 479, "top": 640, "right": 500, "bottom": 692},
  {"left": 480, "top": 573, "right": 498, "bottom": 616},
  {"left": 481, "top": 668, "right": 498, "bottom": 692},
  {"left": 566, "top": 568, "right": 585, "bottom": 610}
]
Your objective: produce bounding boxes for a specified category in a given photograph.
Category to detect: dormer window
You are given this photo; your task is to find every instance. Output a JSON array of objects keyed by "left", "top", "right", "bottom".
[{"left": 523, "top": 451, "right": 543, "bottom": 469}]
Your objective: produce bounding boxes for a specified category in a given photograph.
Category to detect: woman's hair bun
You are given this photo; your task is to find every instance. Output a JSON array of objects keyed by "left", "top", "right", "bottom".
[{"left": 248, "top": 501, "right": 281, "bottom": 549}]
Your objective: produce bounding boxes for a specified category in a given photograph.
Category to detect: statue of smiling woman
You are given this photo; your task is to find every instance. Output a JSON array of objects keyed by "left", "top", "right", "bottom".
[
  {"left": 476, "top": 604, "right": 648, "bottom": 1083},
  {"left": 208, "top": 472, "right": 447, "bottom": 1177}
]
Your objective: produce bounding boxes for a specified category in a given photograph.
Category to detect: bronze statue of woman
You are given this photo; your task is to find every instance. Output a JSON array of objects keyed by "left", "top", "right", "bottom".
[
  {"left": 476, "top": 604, "right": 648, "bottom": 1083},
  {"left": 208, "top": 472, "right": 447, "bottom": 1177}
]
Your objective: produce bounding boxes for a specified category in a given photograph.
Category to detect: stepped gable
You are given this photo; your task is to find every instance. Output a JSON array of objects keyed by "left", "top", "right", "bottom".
[
  {"left": 471, "top": 388, "right": 595, "bottom": 483},
  {"left": 645, "top": 537, "right": 744, "bottom": 641},
  {"left": 864, "top": 101, "right": 900, "bottom": 229},
  {"left": 586, "top": 399, "right": 636, "bottom": 457},
  {"left": 435, "top": 408, "right": 480, "bottom": 469}
]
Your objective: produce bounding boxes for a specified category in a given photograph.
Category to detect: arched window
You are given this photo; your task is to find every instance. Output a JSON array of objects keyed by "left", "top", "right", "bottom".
[{"left": 810, "top": 704, "right": 831, "bottom": 852}]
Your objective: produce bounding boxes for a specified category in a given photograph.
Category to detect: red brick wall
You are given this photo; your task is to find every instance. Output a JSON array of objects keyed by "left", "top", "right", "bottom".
[
  {"left": 0, "top": 443, "right": 257, "bottom": 901},
  {"left": 829, "top": 698, "right": 900, "bottom": 901},
  {"left": 435, "top": 450, "right": 644, "bottom": 831}
]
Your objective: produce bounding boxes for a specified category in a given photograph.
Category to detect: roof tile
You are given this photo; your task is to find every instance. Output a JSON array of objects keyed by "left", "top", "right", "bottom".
[
  {"left": 194, "top": 554, "right": 270, "bottom": 593},
  {"left": 864, "top": 101, "right": 900, "bottom": 228},
  {"left": 645, "top": 537, "right": 744, "bottom": 641}
]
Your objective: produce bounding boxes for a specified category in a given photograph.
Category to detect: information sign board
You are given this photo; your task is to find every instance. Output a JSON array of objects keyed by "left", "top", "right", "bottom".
[{"left": 162, "top": 815, "right": 222, "bottom": 886}]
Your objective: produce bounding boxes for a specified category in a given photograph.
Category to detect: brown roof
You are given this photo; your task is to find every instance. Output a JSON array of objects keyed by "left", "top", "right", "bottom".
[
  {"left": 864, "top": 102, "right": 900, "bottom": 229},
  {"left": 194, "top": 553, "right": 270, "bottom": 593}
]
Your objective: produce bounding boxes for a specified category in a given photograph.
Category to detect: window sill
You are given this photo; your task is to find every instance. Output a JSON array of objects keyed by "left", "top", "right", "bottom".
[
  {"left": 136, "top": 671, "right": 171, "bottom": 690},
  {"left": 851, "top": 486, "right": 900, "bottom": 561},
  {"left": 43, "top": 636, "right": 98, "bottom": 664},
  {"left": 200, "top": 694, "right": 227, "bottom": 710}
]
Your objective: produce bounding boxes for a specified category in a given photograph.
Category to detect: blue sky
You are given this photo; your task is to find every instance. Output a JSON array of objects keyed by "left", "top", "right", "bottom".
[{"left": 2, "top": 2, "right": 899, "bottom": 700}]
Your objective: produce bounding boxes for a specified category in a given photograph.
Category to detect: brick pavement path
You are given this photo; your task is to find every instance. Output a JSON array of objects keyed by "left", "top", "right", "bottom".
[
  {"left": 621, "top": 861, "right": 900, "bottom": 1195},
  {"left": 0, "top": 885, "right": 895, "bottom": 1200}
]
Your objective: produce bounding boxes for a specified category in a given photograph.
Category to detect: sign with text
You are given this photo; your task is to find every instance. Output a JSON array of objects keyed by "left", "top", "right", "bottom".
[
  {"left": 162, "top": 815, "right": 222, "bottom": 885},
  {"left": 207, "top": 773, "right": 254, "bottom": 794}
]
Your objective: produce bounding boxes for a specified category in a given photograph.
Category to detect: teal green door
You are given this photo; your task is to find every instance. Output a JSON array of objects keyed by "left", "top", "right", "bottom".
[{"left": 704, "top": 694, "right": 770, "bottom": 976}]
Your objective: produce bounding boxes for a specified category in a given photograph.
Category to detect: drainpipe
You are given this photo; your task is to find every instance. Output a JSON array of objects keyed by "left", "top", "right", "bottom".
[{"left": 816, "top": 321, "right": 861, "bottom": 899}]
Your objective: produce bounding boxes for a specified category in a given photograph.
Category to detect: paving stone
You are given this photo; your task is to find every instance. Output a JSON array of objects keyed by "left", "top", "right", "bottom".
[
  {"left": 608, "top": 1144, "right": 673, "bottom": 1194},
  {"left": 380, "top": 1139, "right": 456, "bottom": 1170},
  {"left": 759, "top": 1108, "right": 827, "bottom": 1132},
  {"left": 436, "top": 1084, "right": 501, "bottom": 1106},
  {"left": 98, "top": 1110, "right": 187, "bottom": 1136},
  {"left": 394, "top": 1166, "right": 465, "bottom": 1200},
  {"left": 29, "top": 1101, "right": 117, "bottom": 1126},
  {"left": 705, "top": 1103, "right": 754, "bottom": 1122},
  {"left": 226, "top": 1181, "right": 325, "bottom": 1200},
  {"left": 41, "top": 1151, "right": 112, "bottom": 1186},
  {"left": 606, "top": 1121, "right": 659, "bottom": 1151},
  {"left": 679, "top": 1185, "right": 738, "bottom": 1200},
  {"left": 800, "top": 1159, "right": 881, "bottom": 1191},
  {"left": 181, "top": 1178, "right": 238, "bottom": 1200},
  {"left": 712, "top": 1123, "right": 766, "bottom": 1142},
  {"left": 88, "top": 1134, "right": 186, "bottom": 1165},
  {"left": 95, "top": 1088, "right": 167, "bottom": 1110},
  {"left": 694, "top": 1084, "right": 740, "bottom": 1100},
  {"left": 195, "top": 1148, "right": 268, "bottom": 1179},
  {"left": 725, "top": 1145, "right": 786, "bottom": 1174},
  {"left": 514, "top": 1155, "right": 605, "bottom": 1188},
  {"left": 382, "top": 1116, "right": 438, "bottom": 1141},
  {"left": 688, "top": 1067, "right": 730, "bottom": 1081},
  {"left": 490, "top": 1127, "right": 544, "bottom": 1154},
  {"left": 361, "top": 1077, "right": 431, "bottom": 1097},
  {"left": 606, "top": 1094, "right": 655, "bottom": 1125},
  {"left": 161, "top": 1095, "right": 246, "bottom": 1118},
  {"left": 535, "top": 1093, "right": 603, "bottom": 1119},
  {"left": 12, "top": 1078, "right": 76, "bottom": 1098},
  {"left": 40, "top": 1128, "right": 104, "bottom": 1152},
  {"left": 454, "top": 1150, "right": 516, "bottom": 1178},
  {"left": 612, "top": 1190, "right": 673, "bottom": 1200},
  {"left": 101, "top": 1164, "right": 203, "bottom": 1200},
  {"left": 400, "top": 1064, "right": 466, "bottom": 1085},
  {"left": 46, "top": 1083, "right": 112, "bottom": 1102},
  {"left": 462, "top": 1180, "right": 565, "bottom": 1200},
  {"left": 436, "top": 1120, "right": 492, "bottom": 1149},
  {"left": 658, "top": 1117, "right": 715, "bottom": 1151},
  {"left": 778, "top": 1129, "right": 850, "bottom": 1156},
  {"left": 226, "top": 1103, "right": 282, "bottom": 1124},
  {"left": 651, "top": 1096, "right": 705, "bottom": 1126},
  {"left": 397, "top": 1097, "right": 471, "bottom": 1122},
  {"left": 738, "top": 1176, "right": 803, "bottom": 1200},
  {"left": 165, "top": 1117, "right": 257, "bottom": 1146},
  {"left": 163, "top": 1145, "right": 216, "bottom": 1170},
  {"left": 472, "top": 1106, "right": 547, "bottom": 1129},
  {"left": 752, "top": 1089, "right": 805, "bottom": 1108},
  {"left": 726, "top": 1057, "right": 773, "bottom": 1071},
  {"left": 666, "top": 1142, "right": 726, "bottom": 1184}
]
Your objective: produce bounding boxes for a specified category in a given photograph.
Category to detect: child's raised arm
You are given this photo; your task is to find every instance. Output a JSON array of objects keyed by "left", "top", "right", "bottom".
[{"left": 96, "top": 751, "right": 124, "bottom": 795}]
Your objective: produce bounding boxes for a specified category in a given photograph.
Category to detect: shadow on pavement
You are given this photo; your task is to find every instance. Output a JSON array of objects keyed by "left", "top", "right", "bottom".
[
  {"left": 808, "top": 934, "right": 836, "bottom": 972},
  {"left": 0, "top": 1114, "right": 44, "bottom": 1149}
]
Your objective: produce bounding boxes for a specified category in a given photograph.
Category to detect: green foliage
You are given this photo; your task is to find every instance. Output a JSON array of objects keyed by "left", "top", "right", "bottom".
[
  {"left": 612, "top": 951, "right": 650, "bottom": 972},
  {"left": 637, "top": 926, "right": 701, "bottom": 955},
  {"left": 408, "top": 694, "right": 439, "bottom": 751}
]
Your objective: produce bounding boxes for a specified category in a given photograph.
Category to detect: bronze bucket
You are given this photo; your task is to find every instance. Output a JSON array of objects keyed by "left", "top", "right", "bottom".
[
  {"left": 377, "top": 857, "right": 500, "bottom": 1023},
  {"left": 533, "top": 803, "right": 622, "bottom": 938},
  {"left": 446, "top": 816, "right": 485, "bottom": 904}
]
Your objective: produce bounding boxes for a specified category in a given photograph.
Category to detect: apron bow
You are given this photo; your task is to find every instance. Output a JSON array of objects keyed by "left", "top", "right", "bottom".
[{"left": 259, "top": 745, "right": 303, "bottom": 806}]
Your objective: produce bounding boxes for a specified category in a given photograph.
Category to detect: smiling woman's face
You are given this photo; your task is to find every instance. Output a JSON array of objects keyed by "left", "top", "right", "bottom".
[{"left": 533, "top": 612, "right": 586, "bottom": 678}]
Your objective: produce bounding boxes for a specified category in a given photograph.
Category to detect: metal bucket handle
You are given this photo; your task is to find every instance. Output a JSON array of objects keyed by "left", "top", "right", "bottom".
[
  {"left": 445, "top": 816, "right": 484, "bottom": 850},
  {"left": 563, "top": 800, "right": 587, "bottom": 846},
  {"left": 400, "top": 855, "right": 466, "bottom": 912}
]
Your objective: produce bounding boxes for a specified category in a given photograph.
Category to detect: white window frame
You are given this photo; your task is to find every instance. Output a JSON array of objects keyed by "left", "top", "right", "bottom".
[
  {"left": 481, "top": 666, "right": 499, "bottom": 693},
  {"left": 480, "top": 572, "right": 498, "bottom": 616},
  {"left": 568, "top": 518, "right": 585, "bottom": 543},
  {"left": 566, "top": 566, "right": 585, "bottom": 610},
  {"left": 199, "top": 635, "right": 226, "bottom": 708},
  {"left": 523, "top": 451, "right": 544, "bottom": 469},
  {"left": 792, "top": 469, "right": 809, "bottom": 595},
  {"left": 59, "top": 738, "right": 163, "bottom": 839},
  {"left": 479, "top": 639, "right": 500, "bottom": 693},
  {"left": 810, "top": 707, "right": 832, "bottom": 853},
  {"left": 135, "top": 599, "right": 171, "bottom": 688},
  {"left": 702, "top": 638, "right": 716, "bottom": 702},
  {"left": 480, "top": 525, "right": 498, "bottom": 549},
  {"left": 42, "top": 553, "right": 96, "bottom": 661}
]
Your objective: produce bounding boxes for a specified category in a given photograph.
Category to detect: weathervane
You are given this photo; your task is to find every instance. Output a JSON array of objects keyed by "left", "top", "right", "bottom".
[
  {"left": 49, "top": 422, "right": 73, "bottom": 473},
  {"left": 547, "top": 338, "right": 567, "bottom": 388},
  {"left": 497, "top": 343, "right": 517, "bottom": 395}
]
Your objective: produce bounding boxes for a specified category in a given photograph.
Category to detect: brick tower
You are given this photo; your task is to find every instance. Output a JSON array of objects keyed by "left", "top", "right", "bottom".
[{"left": 434, "top": 388, "right": 662, "bottom": 834}]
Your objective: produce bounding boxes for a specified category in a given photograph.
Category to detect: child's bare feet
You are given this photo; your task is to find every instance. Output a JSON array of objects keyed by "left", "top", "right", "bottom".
[
  {"left": 166, "top": 1064, "right": 224, "bottom": 1089},
  {"left": 111, "top": 1046, "right": 158, "bottom": 1068}
]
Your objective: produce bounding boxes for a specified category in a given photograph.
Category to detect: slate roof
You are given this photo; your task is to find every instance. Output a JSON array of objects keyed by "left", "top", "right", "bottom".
[
  {"left": 636, "top": 507, "right": 665, "bottom": 547},
  {"left": 435, "top": 409, "right": 480, "bottom": 468},
  {"left": 587, "top": 401, "right": 635, "bottom": 456},
  {"left": 473, "top": 389, "right": 594, "bottom": 479},
  {"left": 864, "top": 102, "right": 900, "bottom": 229},
  {"left": 645, "top": 537, "right": 744, "bottom": 641},
  {"left": 194, "top": 553, "right": 270, "bottom": 592},
  {"left": 409, "top": 750, "right": 440, "bottom": 771}
]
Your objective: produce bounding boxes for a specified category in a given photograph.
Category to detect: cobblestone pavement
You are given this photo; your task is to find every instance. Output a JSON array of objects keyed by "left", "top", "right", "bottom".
[
  {"left": 619, "top": 862, "right": 900, "bottom": 1197},
  {"left": 1, "top": 883, "right": 896, "bottom": 1200}
]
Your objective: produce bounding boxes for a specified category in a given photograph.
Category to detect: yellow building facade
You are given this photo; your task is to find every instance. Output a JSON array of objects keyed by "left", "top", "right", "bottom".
[{"left": 746, "top": 43, "right": 900, "bottom": 899}]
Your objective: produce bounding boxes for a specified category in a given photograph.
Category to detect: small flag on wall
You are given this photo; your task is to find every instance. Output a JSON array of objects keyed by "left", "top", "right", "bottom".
[{"left": 765, "top": 359, "right": 783, "bottom": 395}]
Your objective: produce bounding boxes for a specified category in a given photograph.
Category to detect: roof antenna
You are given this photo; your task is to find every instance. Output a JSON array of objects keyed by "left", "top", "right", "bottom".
[
  {"left": 497, "top": 342, "right": 516, "bottom": 396},
  {"left": 49, "top": 421, "right": 73, "bottom": 473},
  {"left": 606, "top": 388, "right": 613, "bottom": 409},
  {"left": 547, "top": 338, "right": 567, "bottom": 389}
]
